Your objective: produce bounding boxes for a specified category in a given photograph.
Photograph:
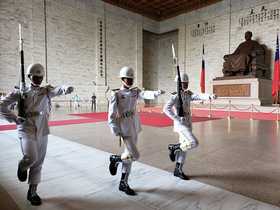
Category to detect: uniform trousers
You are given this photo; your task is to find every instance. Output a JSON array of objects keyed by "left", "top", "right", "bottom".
[
  {"left": 176, "top": 130, "right": 199, "bottom": 164},
  {"left": 120, "top": 135, "right": 140, "bottom": 174},
  {"left": 19, "top": 135, "right": 48, "bottom": 184}
]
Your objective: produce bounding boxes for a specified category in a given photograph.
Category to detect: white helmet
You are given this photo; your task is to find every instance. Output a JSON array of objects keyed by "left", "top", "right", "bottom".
[
  {"left": 119, "top": 66, "right": 134, "bottom": 79},
  {"left": 174, "top": 73, "right": 189, "bottom": 83},
  {"left": 27, "top": 63, "right": 45, "bottom": 77}
]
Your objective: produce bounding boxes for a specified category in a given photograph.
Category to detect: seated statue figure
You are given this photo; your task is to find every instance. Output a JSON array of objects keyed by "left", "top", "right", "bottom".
[{"left": 223, "top": 31, "right": 264, "bottom": 77}]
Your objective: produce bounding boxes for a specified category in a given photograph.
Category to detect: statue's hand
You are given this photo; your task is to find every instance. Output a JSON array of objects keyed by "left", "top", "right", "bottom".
[{"left": 251, "top": 50, "right": 257, "bottom": 57}]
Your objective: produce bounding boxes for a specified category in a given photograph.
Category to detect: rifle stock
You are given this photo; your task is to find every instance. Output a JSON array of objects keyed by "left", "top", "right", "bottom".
[
  {"left": 18, "top": 23, "right": 26, "bottom": 118},
  {"left": 172, "top": 44, "right": 184, "bottom": 117}
]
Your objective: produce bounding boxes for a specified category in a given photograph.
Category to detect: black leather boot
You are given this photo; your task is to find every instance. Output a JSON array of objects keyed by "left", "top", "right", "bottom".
[
  {"left": 17, "top": 162, "right": 27, "bottom": 182},
  {"left": 174, "top": 162, "right": 189, "bottom": 180},
  {"left": 168, "top": 144, "right": 181, "bottom": 162},
  {"left": 27, "top": 184, "right": 41, "bottom": 206},
  {"left": 119, "top": 173, "right": 135, "bottom": 196},
  {"left": 109, "top": 155, "right": 122, "bottom": 176}
]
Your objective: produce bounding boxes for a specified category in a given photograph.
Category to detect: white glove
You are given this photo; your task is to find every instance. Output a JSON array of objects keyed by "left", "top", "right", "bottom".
[
  {"left": 112, "top": 127, "right": 121, "bottom": 137},
  {"left": 115, "top": 133, "right": 121, "bottom": 137},
  {"left": 179, "top": 117, "right": 185, "bottom": 123},
  {"left": 14, "top": 116, "right": 26, "bottom": 125},
  {"left": 65, "top": 86, "right": 74, "bottom": 94},
  {"left": 157, "top": 90, "right": 165, "bottom": 95},
  {"left": 209, "top": 94, "right": 217, "bottom": 100},
  {"left": 176, "top": 116, "right": 185, "bottom": 123}
]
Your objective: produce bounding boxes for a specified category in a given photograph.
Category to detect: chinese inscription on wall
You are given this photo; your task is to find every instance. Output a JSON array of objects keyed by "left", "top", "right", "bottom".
[
  {"left": 191, "top": 22, "right": 215, "bottom": 37},
  {"left": 99, "top": 21, "right": 104, "bottom": 77},
  {"left": 239, "top": 6, "right": 279, "bottom": 26}
]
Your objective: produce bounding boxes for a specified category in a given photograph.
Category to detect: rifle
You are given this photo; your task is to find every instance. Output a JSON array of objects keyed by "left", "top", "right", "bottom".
[
  {"left": 18, "top": 23, "right": 26, "bottom": 118},
  {"left": 172, "top": 44, "right": 184, "bottom": 117}
]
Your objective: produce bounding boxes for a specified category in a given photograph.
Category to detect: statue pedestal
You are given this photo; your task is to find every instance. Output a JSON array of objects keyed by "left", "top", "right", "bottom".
[{"left": 208, "top": 77, "right": 274, "bottom": 106}]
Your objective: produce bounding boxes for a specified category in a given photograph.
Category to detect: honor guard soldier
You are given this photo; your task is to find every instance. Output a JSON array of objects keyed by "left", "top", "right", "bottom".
[
  {"left": 108, "top": 66, "right": 165, "bottom": 195},
  {"left": 0, "top": 63, "right": 74, "bottom": 206},
  {"left": 163, "top": 73, "right": 217, "bottom": 180}
]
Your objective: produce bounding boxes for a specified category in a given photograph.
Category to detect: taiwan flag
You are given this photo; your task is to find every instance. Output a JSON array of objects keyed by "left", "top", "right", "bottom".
[
  {"left": 200, "top": 44, "right": 205, "bottom": 93},
  {"left": 272, "top": 34, "right": 279, "bottom": 100}
]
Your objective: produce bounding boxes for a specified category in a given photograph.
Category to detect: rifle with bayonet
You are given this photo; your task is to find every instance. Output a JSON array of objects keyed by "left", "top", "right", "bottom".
[
  {"left": 172, "top": 44, "right": 184, "bottom": 117},
  {"left": 18, "top": 23, "right": 26, "bottom": 118}
]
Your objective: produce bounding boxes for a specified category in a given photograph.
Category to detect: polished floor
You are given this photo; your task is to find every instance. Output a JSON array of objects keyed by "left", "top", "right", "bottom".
[{"left": 0, "top": 107, "right": 279, "bottom": 209}]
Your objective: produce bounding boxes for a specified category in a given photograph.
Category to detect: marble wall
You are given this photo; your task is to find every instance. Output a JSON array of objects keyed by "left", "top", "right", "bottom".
[{"left": 0, "top": 0, "right": 279, "bottom": 104}]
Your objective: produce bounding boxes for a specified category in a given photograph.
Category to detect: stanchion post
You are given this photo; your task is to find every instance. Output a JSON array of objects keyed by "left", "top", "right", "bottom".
[
  {"left": 277, "top": 104, "right": 279, "bottom": 122},
  {"left": 138, "top": 100, "right": 141, "bottom": 112},
  {"left": 149, "top": 100, "right": 152, "bottom": 113},
  {"left": 250, "top": 104, "right": 254, "bottom": 121},
  {"left": 208, "top": 100, "right": 212, "bottom": 117},
  {"left": 161, "top": 99, "right": 164, "bottom": 114},
  {"left": 191, "top": 101, "right": 194, "bottom": 116},
  {"left": 228, "top": 100, "right": 232, "bottom": 119}
]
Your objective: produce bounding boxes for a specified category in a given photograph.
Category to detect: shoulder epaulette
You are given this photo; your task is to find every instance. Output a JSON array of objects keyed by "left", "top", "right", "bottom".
[
  {"left": 171, "top": 92, "right": 177, "bottom": 95},
  {"left": 187, "top": 90, "right": 193, "bottom": 95},
  {"left": 112, "top": 88, "right": 120, "bottom": 92},
  {"left": 42, "top": 84, "right": 53, "bottom": 89},
  {"left": 131, "top": 87, "right": 138, "bottom": 90}
]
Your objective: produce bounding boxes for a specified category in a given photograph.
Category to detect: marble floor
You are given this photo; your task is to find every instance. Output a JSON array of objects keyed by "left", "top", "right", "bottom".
[{"left": 0, "top": 108, "right": 280, "bottom": 210}]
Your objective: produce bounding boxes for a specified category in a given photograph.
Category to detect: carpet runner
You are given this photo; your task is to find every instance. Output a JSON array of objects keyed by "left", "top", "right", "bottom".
[{"left": 0, "top": 112, "right": 221, "bottom": 131}]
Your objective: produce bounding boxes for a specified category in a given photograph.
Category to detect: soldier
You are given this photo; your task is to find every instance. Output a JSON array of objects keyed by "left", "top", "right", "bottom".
[
  {"left": 0, "top": 63, "right": 74, "bottom": 206},
  {"left": 163, "top": 73, "right": 217, "bottom": 180},
  {"left": 108, "top": 66, "right": 165, "bottom": 195}
]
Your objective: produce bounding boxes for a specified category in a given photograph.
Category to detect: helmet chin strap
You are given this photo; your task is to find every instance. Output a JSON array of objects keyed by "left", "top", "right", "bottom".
[{"left": 122, "top": 80, "right": 132, "bottom": 89}]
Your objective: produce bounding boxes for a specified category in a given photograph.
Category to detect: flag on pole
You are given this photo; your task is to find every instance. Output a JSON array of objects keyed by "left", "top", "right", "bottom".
[
  {"left": 272, "top": 34, "right": 279, "bottom": 101},
  {"left": 200, "top": 44, "right": 205, "bottom": 93}
]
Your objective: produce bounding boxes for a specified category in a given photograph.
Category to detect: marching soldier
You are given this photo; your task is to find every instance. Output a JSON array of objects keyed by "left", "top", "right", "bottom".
[
  {"left": 108, "top": 66, "right": 165, "bottom": 195},
  {"left": 163, "top": 73, "right": 217, "bottom": 180},
  {"left": 0, "top": 63, "right": 74, "bottom": 206}
]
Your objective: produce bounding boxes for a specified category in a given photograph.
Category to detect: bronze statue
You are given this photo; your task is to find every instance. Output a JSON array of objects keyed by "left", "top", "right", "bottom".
[{"left": 223, "top": 31, "right": 264, "bottom": 77}]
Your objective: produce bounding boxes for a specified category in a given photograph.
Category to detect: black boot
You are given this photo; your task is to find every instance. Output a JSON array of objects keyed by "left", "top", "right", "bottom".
[
  {"left": 168, "top": 144, "right": 181, "bottom": 162},
  {"left": 17, "top": 162, "right": 27, "bottom": 182},
  {"left": 119, "top": 173, "right": 135, "bottom": 196},
  {"left": 109, "top": 155, "right": 122, "bottom": 176},
  {"left": 27, "top": 184, "right": 41, "bottom": 206},
  {"left": 174, "top": 162, "right": 189, "bottom": 180}
]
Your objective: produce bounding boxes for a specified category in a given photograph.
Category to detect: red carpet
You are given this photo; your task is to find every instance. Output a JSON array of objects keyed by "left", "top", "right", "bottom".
[
  {"left": 69, "top": 112, "right": 220, "bottom": 127},
  {"left": 0, "top": 118, "right": 103, "bottom": 131},
  {"left": 0, "top": 112, "right": 220, "bottom": 131}
]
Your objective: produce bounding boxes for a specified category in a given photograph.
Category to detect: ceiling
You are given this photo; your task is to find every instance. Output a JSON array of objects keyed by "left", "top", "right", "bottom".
[{"left": 102, "top": 0, "right": 222, "bottom": 21}]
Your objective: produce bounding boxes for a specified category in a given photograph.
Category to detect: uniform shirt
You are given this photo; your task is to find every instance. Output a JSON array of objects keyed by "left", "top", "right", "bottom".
[
  {"left": 0, "top": 85, "right": 71, "bottom": 139},
  {"left": 108, "top": 87, "right": 160, "bottom": 137},
  {"left": 163, "top": 90, "right": 210, "bottom": 132}
]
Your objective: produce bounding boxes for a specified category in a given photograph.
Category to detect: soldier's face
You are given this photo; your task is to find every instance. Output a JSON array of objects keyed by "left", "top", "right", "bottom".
[
  {"left": 182, "top": 82, "right": 188, "bottom": 90},
  {"left": 124, "top": 78, "right": 133, "bottom": 86},
  {"left": 29, "top": 75, "right": 44, "bottom": 86}
]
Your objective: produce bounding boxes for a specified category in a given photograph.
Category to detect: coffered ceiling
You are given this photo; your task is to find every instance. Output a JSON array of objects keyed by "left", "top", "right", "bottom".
[{"left": 102, "top": 0, "right": 222, "bottom": 21}]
